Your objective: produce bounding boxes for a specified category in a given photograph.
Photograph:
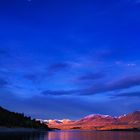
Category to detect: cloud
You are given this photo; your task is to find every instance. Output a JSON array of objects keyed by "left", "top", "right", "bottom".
[
  {"left": 23, "top": 62, "right": 71, "bottom": 82},
  {"left": 81, "top": 75, "right": 140, "bottom": 95},
  {"left": 0, "top": 77, "right": 140, "bottom": 119},
  {"left": 127, "top": 63, "right": 136, "bottom": 67},
  {"left": 77, "top": 72, "right": 105, "bottom": 81},
  {"left": 0, "top": 90, "right": 99, "bottom": 119},
  {"left": 113, "top": 91, "right": 140, "bottom": 98},
  {"left": 23, "top": 74, "right": 43, "bottom": 84},
  {"left": 107, "top": 75, "right": 140, "bottom": 90},
  {"left": 24, "top": 74, "right": 38, "bottom": 81},
  {"left": 47, "top": 62, "right": 70, "bottom": 76},
  {"left": 95, "top": 46, "right": 140, "bottom": 63},
  {"left": 0, "top": 92, "right": 139, "bottom": 119},
  {"left": 41, "top": 89, "right": 78, "bottom": 96},
  {"left": 41, "top": 75, "right": 140, "bottom": 96},
  {"left": 115, "top": 61, "right": 137, "bottom": 67},
  {"left": 48, "top": 63, "right": 69, "bottom": 71},
  {"left": 0, "top": 78, "right": 9, "bottom": 88}
]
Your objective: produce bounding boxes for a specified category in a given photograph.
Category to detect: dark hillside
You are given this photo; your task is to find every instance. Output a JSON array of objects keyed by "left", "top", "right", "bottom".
[{"left": 0, "top": 106, "right": 50, "bottom": 130}]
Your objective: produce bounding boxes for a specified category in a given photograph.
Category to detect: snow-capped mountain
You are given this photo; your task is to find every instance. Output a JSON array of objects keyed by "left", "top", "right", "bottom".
[
  {"left": 84, "top": 114, "right": 111, "bottom": 119},
  {"left": 119, "top": 111, "right": 140, "bottom": 124},
  {"left": 45, "top": 111, "right": 140, "bottom": 130}
]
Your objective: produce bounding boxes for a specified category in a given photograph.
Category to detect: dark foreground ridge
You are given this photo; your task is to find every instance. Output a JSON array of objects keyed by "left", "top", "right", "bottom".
[{"left": 0, "top": 106, "right": 51, "bottom": 130}]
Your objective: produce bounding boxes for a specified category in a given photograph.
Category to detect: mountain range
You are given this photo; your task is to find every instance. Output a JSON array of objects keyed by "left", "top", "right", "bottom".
[
  {"left": 0, "top": 106, "right": 139, "bottom": 131},
  {"left": 45, "top": 111, "right": 140, "bottom": 131}
]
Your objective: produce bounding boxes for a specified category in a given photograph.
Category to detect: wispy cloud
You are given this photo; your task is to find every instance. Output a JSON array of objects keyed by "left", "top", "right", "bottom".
[
  {"left": 47, "top": 62, "right": 70, "bottom": 76},
  {"left": 23, "top": 73, "right": 45, "bottom": 84},
  {"left": 81, "top": 75, "right": 140, "bottom": 95},
  {"left": 112, "top": 91, "right": 140, "bottom": 98},
  {"left": 77, "top": 72, "right": 105, "bottom": 81},
  {"left": 0, "top": 78, "right": 9, "bottom": 88},
  {"left": 41, "top": 75, "right": 140, "bottom": 96},
  {"left": 23, "top": 62, "right": 71, "bottom": 83},
  {"left": 41, "top": 90, "right": 76, "bottom": 96},
  {"left": 49, "top": 63, "right": 69, "bottom": 71},
  {"left": 115, "top": 61, "right": 137, "bottom": 67},
  {"left": 24, "top": 74, "right": 39, "bottom": 82}
]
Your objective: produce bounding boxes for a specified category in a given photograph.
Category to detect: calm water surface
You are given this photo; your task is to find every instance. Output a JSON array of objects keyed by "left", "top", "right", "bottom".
[{"left": 0, "top": 130, "right": 140, "bottom": 140}]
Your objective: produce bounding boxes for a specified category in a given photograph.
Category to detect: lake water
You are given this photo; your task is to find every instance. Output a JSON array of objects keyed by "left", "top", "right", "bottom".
[{"left": 0, "top": 130, "right": 140, "bottom": 140}]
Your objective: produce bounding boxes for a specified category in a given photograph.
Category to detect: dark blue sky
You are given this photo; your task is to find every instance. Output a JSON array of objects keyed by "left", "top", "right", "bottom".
[{"left": 0, "top": 0, "right": 140, "bottom": 120}]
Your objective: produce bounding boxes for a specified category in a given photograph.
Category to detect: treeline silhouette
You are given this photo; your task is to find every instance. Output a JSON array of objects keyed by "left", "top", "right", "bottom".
[{"left": 0, "top": 106, "right": 50, "bottom": 130}]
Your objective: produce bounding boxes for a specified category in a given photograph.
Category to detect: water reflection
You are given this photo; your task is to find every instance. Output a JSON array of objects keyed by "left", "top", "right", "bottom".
[
  {"left": 48, "top": 131, "right": 140, "bottom": 140},
  {"left": 0, "top": 130, "right": 140, "bottom": 140},
  {"left": 0, "top": 132, "right": 48, "bottom": 140}
]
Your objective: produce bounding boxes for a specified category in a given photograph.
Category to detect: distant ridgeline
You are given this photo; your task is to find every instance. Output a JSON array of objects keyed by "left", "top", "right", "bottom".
[{"left": 0, "top": 106, "right": 50, "bottom": 130}]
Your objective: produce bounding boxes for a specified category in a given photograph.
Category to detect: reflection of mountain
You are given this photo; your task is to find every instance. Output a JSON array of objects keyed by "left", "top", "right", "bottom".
[
  {"left": 47, "top": 131, "right": 140, "bottom": 140},
  {"left": 46, "top": 111, "right": 140, "bottom": 130},
  {"left": 1, "top": 131, "right": 140, "bottom": 140}
]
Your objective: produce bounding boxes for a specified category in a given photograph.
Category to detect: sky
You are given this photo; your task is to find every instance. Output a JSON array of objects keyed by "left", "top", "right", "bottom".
[{"left": 0, "top": 0, "right": 140, "bottom": 120}]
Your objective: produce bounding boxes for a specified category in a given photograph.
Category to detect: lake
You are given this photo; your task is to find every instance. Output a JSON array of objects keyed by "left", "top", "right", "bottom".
[{"left": 0, "top": 130, "right": 140, "bottom": 140}]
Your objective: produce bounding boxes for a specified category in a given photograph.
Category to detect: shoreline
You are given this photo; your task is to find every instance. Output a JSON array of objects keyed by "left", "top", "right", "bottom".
[
  {"left": 0, "top": 127, "right": 49, "bottom": 133},
  {"left": 0, "top": 127, "right": 139, "bottom": 133}
]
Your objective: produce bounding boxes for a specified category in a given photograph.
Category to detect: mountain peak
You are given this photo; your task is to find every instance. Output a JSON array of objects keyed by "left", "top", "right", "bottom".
[
  {"left": 46, "top": 110, "right": 140, "bottom": 130},
  {"left": 84, "top": 114, "right": 111, "bottom": 119}
]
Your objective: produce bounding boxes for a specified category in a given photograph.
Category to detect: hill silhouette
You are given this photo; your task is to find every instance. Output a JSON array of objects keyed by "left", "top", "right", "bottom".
[{"left": 0, "top": 106, "right": 50, "bottom": 130}]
